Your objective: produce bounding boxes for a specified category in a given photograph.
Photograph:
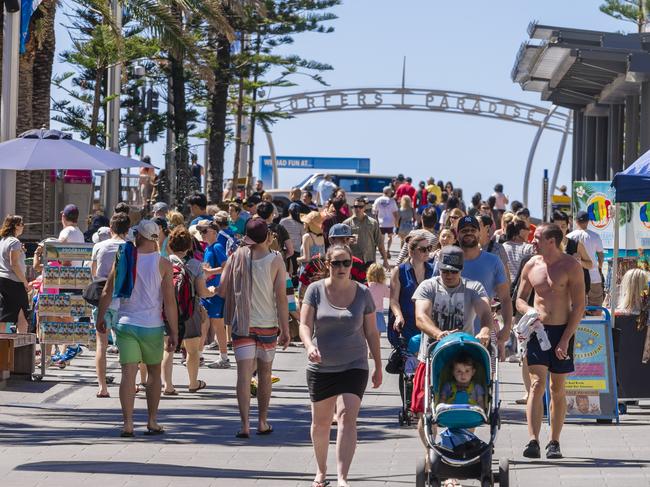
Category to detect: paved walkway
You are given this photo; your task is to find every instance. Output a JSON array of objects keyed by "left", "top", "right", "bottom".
[{"left": 1, "top": 339, "right": 650, "bottom": 486}]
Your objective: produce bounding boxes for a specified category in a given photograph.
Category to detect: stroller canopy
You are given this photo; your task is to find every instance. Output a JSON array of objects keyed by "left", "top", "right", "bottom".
[{"left": 430, "top": 332, "right": 492, "bottom": 395}]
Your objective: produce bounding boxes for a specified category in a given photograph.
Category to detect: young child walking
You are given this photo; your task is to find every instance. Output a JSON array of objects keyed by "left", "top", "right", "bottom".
[{"left": 367, "top": 263, "right": 389, "bottom": 335}]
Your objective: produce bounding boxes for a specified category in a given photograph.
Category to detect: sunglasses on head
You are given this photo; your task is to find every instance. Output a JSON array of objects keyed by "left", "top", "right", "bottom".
[
  {"left": 329, "top": 259, "right": 352, "bottom": 268},
  {"left": 416, "top": 245, "right": 433, "bottom": 253},
  {"left": 441, "top": 268, "right": 460, "bottom": 275}
]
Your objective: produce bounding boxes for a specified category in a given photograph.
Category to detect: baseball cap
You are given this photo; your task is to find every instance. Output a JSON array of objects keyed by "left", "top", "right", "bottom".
[
  {"left": 576, "top": 210, "right": 589, "bottom": 223},
  {"left": 92, "top": 226, "right": 111, "bottom": 244},
  {"left": 438, "top": 246, "right": 464, "bottom": 272},
  {"left": 196, "top": 219, "right": 218, "bottom": 231},
  {"left": 243, "top": 218, "right": 269, "bottom": 246},
  {"left": 329, "top": 223, "right": 352, "bottom": 239},
  {"left": 152, "top": 202, "right": 169, "bottom": 214},
  {"left": 62, "top": 204, "right": 79, "bottom": 220},
  {"left": 457, "top": 215, "right": 479, "bottom": 232},
  {"left": 134, "top": 219, "right": 159, "bottom": 241}
]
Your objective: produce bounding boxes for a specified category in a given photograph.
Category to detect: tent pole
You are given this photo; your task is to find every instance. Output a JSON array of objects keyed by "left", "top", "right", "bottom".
[{"left": 610, "top": 203, "right": 620, "bottom": 329}]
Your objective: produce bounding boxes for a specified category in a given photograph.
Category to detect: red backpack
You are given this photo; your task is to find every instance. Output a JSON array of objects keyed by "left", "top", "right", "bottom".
[{"left": 169, "top": 255, "right": 195, "bottom": 322}]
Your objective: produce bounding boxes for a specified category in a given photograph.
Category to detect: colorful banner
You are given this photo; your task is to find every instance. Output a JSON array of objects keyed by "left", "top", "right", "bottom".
[{"left": 573, "top": 181, "right": 619, "bottom": 249}]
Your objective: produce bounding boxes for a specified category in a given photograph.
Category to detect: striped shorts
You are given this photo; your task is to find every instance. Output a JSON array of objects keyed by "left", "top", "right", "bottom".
[{"left": 232, "top": 326, "right": 279, "bottom": 363}]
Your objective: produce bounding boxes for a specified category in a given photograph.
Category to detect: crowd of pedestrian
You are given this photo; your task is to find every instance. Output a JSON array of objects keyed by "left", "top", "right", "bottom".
[{"left": 0, "top": 173, "right": 609, "bottom": 487}]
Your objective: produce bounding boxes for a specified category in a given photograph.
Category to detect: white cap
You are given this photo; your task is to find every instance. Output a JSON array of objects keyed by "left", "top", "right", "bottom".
[
  {"left": 134, "top": 219, "right": 159, "bottom": 241},
  {"left": 92, "top": 227, "right": 111, "bottom": 244}
]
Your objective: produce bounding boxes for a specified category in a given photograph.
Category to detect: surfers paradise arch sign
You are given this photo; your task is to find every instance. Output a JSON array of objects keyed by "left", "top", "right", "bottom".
[{"left": 258, "top": 87, "right": 573, "bottom": 209}]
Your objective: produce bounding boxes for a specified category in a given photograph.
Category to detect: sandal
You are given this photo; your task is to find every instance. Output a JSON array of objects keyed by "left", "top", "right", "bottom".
[
  {"left": 163, "top": 389, "right": 178, "bottom": 396},
  {"left": 144, "top": 426, "right": 165, "bottom": 436},
  {"left": 256, "top": 424, "right": 273, "bottom": 435},
  {"left": 235, "top": 431, "right": 250, "bottom": 439},
  {"left": 188, "top": 380, "right": 207, "bottom": 393},
  {"left": 120, "top": 430, "right": 135, "bottom": 438},
  {"left": 136, "top": 383, "right": 146, "bottom": 393},
  {"left": 312, "top": 482, "right": 330, "bottom": 487},
  {"left": 96, "top": 391, "right": 111, "bottom": 398}
]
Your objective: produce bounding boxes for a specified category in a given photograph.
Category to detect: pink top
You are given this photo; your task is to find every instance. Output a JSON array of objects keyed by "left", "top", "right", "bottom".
[{"left": 368, "top": 282, "right": 390, "bottom": 310}]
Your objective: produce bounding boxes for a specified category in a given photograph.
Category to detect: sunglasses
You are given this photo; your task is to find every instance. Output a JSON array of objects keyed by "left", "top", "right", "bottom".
[
  {"left": 416, "top": 245, "right": 433, "bottom": 253},
  {"left": 329, "top": 259, "right": 352, "bottom": 268},
  {"left": 441, "top": 269, "right": 460, "bottom": 275},
  {"left": 353, "top": 205, "right": 365, "bottom": 209},
  {"left": 199, "top": 228, "right": 211, "bottom": 235},
  {"left": 449, "top": 215, "right": 461, "bottom": 220}
]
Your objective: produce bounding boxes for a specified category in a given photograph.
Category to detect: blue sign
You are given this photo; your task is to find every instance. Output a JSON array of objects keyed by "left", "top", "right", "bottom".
[{"left": 259, "top": 156, "right": 370, "bottom": 188}]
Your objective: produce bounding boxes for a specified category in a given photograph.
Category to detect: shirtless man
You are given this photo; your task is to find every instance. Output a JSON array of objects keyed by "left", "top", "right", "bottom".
[{"left": 516, "top": 224, "right": 585, "bottom": 459}]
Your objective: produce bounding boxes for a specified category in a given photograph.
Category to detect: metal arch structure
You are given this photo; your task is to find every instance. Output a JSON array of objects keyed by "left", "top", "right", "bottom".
[{"left": 257, "top": 87, "right": 572, "bottom": 207}]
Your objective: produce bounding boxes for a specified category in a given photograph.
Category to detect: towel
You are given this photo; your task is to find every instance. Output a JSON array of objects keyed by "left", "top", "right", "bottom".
[
  {"left": 220, "top": 245, "right": 252, "bottom": 337},
  {"left": 113, "top": 242, "right": 138, "bottom": 299},
  {"left": 515, "top": 309, "right": 552, "bottom": 352}
]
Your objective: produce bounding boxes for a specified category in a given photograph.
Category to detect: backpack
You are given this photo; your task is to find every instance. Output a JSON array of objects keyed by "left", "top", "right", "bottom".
[{"left": 170, "top": 255, "right": 195, "bottom": 322}]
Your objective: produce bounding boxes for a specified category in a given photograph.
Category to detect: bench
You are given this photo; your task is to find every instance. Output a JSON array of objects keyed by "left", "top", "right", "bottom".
[{"left": 0, "top": 333, "right": 36, "bottom": 382}]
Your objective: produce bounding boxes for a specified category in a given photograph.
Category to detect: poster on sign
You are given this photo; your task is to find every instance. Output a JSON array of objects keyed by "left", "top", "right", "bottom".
[
  {"left": 572, "top": 181, "right": 620, "bottom": 249},
  {"left": 573, "top": 182, "right": 650, "bottom": 251}
]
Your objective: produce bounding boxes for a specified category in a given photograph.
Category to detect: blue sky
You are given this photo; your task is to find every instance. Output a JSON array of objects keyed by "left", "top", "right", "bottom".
[{"left": 52, "top": 0, "right": 631, "bottom": 216}]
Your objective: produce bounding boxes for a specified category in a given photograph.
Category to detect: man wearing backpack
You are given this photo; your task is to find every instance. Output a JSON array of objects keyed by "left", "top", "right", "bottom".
[
  {"left": 96, "top": 220, "right": 178, "bottom": 437},
  {"left": 217, "top": 218, "right": 290, "bottom": 438}
]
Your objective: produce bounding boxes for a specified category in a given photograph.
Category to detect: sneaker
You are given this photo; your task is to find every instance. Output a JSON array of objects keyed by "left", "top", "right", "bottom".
[
  {"left": 545, "top": 440, "right": 563, "bottom": 459},
  {"left": 523, "top": 439, "right": 541, "bottom": 458},
  {"left": 271, "top": 375, "right": 280, "bottom": 384},
  {"left": 106, "top": 345, "right": 119, "bottom": 354},
  {"left": 204, "top": 342, "right": 218, "bottom": 351},
  {"left": 208, "top": 358, "right": 231, "bottom": 369}
]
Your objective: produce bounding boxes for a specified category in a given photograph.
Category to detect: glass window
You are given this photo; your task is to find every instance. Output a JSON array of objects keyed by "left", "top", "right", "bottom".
[
  {"left": 366, "top": 177, "right": 393, "bottom": 193},
  {"left": 337, "top": 177, "right": 366, "bottom": 193}
]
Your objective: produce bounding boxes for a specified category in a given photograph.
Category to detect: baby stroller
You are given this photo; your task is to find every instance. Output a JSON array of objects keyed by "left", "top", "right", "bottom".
[{"left": 416, "top": 332, "right": 509, "bottom": 487}]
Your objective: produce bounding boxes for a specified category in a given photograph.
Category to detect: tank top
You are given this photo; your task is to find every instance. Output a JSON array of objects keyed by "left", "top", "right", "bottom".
[
  {"left": 118, "top": 252, "right": 164, "bottom": 328},
  {"left": 307, "top": 233, "right": 325, "bottom": 261},
  {"left": 250, "top": 252, "right": 279, "bottom": 328},
  {"left": 387, "top": 261, "right": 434, "bottom": 346}
]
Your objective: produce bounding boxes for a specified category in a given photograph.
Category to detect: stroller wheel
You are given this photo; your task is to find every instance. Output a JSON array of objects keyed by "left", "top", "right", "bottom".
[
  {"left": 416, "top": 454, "right": 427, "bottom": 487},
  {"left": 498, "top": 458, "right": 509, "bottom": 486}
]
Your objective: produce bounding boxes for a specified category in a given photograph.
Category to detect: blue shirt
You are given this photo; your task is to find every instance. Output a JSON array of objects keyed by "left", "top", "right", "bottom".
[
  {"left": 203, "top": 241, "right": 228, "bottom": 287},
  {"left": 190, "top": 214, "right": 212, "bottom": 226},
  {"left": 216, "top": 227, "right": 237, "bottom": 255}
]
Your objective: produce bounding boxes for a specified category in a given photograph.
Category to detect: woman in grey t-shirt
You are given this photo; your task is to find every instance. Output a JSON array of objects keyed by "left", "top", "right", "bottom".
[
  {"left": 0, "top": 215, "right": 29, "bottom": 332},
  {"left": 300, "top": 244, "right": 382, "bottom": 487}
]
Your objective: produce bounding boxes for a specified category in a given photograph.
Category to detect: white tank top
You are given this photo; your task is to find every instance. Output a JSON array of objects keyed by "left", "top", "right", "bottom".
[
  {"left": 118, "top": 252, "right": 164, "bottom": 328},
  {"left": 250, "top": 252, "right": 279, "bottom": 328}
]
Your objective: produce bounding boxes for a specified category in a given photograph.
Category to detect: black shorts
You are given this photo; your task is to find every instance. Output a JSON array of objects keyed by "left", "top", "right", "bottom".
[
  {"left": 526, "top": 324, "right": 574, "bottom": 374},
  {"left": 306, "top": 368, "right": 368, "bottom": 402},
  {"left": 0, "top": 277, "right": 29, "bottom": 323},
  {"left": 380, "top": 227, "right": 393, "bottom": 235}
]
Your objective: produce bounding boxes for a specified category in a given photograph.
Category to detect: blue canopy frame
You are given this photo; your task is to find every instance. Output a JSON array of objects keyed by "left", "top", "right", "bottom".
[{"left": 611, "top": 148, "right": 650, "bottom": 202}]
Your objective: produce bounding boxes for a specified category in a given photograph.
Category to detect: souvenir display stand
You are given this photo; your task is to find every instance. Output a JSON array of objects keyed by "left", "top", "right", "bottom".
[{"left": 34, "top": 242, "right": 95, "bottom": 380}]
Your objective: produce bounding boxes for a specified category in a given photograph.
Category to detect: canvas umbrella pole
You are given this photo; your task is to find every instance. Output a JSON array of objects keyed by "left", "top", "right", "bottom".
[{"left": 610, "top": 203, "right": 620, "bottom": 329}]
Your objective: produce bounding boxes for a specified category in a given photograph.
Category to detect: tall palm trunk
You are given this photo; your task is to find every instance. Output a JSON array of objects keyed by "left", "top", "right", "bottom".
[{"left": 207, "top": 33, "right": 231, "bottom": 203}]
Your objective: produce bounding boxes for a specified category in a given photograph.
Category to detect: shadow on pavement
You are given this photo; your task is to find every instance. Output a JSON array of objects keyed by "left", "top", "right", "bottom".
[
  {"left": 511, "top": 457, "right": 650, "bottom": 469},
  {"left": 15, "top": 460, "right": 310, "bottom": 480}
]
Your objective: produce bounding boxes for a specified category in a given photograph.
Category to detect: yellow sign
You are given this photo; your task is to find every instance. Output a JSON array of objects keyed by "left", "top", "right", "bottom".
[{"left": 565, "top": 379, "right": 607, "bottom": 391}]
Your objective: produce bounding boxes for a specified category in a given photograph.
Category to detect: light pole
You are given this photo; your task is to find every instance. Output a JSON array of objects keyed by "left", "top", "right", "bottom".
[
  {"left": 102, "top": 0, "right": 122, "bottom": 215},
  {"left": 0, "top": 3, "right": 20, "bottom": 218}
]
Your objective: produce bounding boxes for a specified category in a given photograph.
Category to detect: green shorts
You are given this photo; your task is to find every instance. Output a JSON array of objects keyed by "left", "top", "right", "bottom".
[{"left": 114, "top": 323, "right": 164, "bottom": 365}]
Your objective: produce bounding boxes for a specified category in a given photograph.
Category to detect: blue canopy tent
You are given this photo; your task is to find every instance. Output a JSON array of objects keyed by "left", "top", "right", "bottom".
[{"left": 609, "top": 150, "right": 650, "bottom": 318}]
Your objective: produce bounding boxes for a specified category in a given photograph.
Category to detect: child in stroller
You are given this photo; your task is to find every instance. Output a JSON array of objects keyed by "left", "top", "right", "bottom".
[
  {"left": 439, "top": 351, "right": 485, "bottom": 411},
  {"left": 399, "top": 335, "right": 420, "bottom": 425}
]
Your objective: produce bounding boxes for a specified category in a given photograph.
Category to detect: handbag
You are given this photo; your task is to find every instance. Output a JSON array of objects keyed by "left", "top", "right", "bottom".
[{"left": 82, "top": 280, "right": 105, "bottom": 306}]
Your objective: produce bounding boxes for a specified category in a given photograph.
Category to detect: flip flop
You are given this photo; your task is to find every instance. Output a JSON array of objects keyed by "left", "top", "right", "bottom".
[
  {"left": 256, "top": 424, "right": 273, "bottom": 435},
  {"left": 144, "top": 426, "right": 165, "bottom": 436},
  {"left": 163, "top": 389, "right": 179, "bottom": 396},
  {"left": 188, "top": 380, "right": 207, "bottom": 393},
  {"left": 515, "top": 397, "right": 528, "bottom": 405},
  {"left": 311, "top": 481, "right": 330, "bottom": 487},
  {"left": 120, "top": 430, "right": 135, "bottom": 438},
  {"left": 96, "top": 391, "right": 111, "bottom": 398},
  {"left": 235, "top": 431, "right": 250, "bottom": 439}
]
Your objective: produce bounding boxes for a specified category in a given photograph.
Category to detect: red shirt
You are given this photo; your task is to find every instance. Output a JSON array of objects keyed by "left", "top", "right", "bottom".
[{"left": 395, "top": 183, "right": 416, "bottom": 203}]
